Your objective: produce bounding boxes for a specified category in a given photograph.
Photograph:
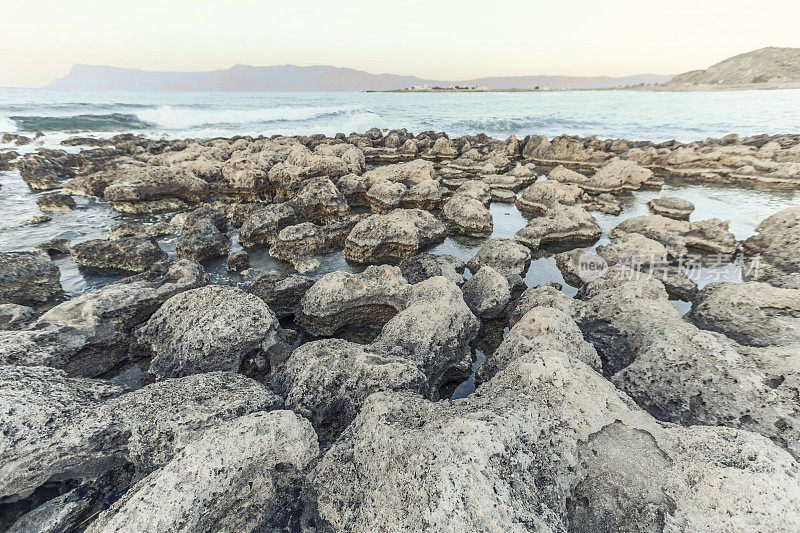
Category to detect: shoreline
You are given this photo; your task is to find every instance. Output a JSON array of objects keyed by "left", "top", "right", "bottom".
[{"left": 370, "top": 81, "right": 800, "bottom": 93}]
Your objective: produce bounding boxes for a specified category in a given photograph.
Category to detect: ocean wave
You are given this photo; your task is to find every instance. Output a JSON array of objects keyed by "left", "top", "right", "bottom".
[
  {"left": 8, "top": 113, "right": 154, "bottom": 132},
  {"left": 0, "top": 115, "right": 16, "bottom": 132},
  {"left": 135, "top": 104, "right": 366, "bottom": 130}
]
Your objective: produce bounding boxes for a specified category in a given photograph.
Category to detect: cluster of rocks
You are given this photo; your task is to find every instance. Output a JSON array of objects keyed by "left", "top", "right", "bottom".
[{"left": 1, "top": 128, "right": 799, "bottom": 531}]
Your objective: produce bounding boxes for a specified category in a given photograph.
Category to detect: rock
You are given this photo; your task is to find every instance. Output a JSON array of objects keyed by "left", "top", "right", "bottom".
[
  {"left": 466, "top": 238, "right": 532, "bottom": 278},
  {"left": 0, "top": 252, "right": 62, "bottom": 305},
  {"left": 0, "top": 259, "right": 208, "bottom": 377},
  {"left": 441, "top": 193, "right": 493, "bottom": 236},
  {"left": 175, "top": 207, "right": 230, "bottom": 261},
  {"left": 402, "top": 179, "right": 442, "bottom": 210},
  {"left": 399, "top": 253, "right": 466, "bottom": 286},
  {"left": 290, "top": 176, "right": 349, "bottom": 223},
  {"left": 648, "top": 196, "right": 695, "bottom": 220},
  {"left": 475, "top": 306, "right": 601, "bottom": 385},
  {"left": 612, "top": 214, "right": 738, "bottom": 257},
  {"left": 226, "top": 250, "right": 250, "bottom": 273},
  {"left": 0, "top": 304, "right": 37, "bottom": 331},
  {"left": 516, "top": 179, "right": 583, "bottom": 215},
  {"left": 515, "top": 205, "right": 601, "bottom": 250},
  {"left": 689, "top": 281, "right": 800, "bottom": 347},
  {"left": 71, "top": 237, "right": 168, "bottom": 272},
  {"left": 366, "top": 180, "right": 406, "bottom": 213},
  {"left": 461, "top": 266, "right": 511, "bottom": 319},
  {"left": 35, "top": 238, "right": 71, "bottom": 257},
  {"left": 16, "top": 153, "right": 74, "bottom": 190},
  {"left": 247, "top": 273, "right": 314, "bottom": 318},
  {"left": 489, "top": 188, "right": 516, "bottom": 202},
  {"left": 24, "top": 215, "right": 51, "bottom": 225},
  {"left": 508, "top": 283, "right": 577, "bottom": 326},
  {"left": 549, "top": 158, "right": 654, "bottom": 194},
  {"left": 268, "top": 217, "right": 362, "bottom": 273},
  {"left": 296, "top": 265, "right": 410, "bottom": 337},
  {"left": 742, "top": 207, "right": 800, "bottom": 286},
  {"left": 84, "top": 410, "right": 318, "bottom": 533},
  {"left": 0, "top": 367, "right": 281, "bottom": 504},
  {"left": 305, "top": 351, "right": 800, "bottom": 532},
  {"left": 36, "top": 192, "right": 76, "bottom": 213},
  {"left": 238, "top": 203, "right": 297, "bottom": 248},
  {"left": 428, "top": 136, "right": 458, "bottom": 159},
  {"left": 344, "top": 209, "right": 447, "bottom": 264},
  {"left": 100, "top": 167, "right": 208, "bottom": 214},
  {"left": 583, "top": 192, "right": 622, "bottom": 215},
  {"left": 135, "top": 285, "right": 286, "bottom": 381}
]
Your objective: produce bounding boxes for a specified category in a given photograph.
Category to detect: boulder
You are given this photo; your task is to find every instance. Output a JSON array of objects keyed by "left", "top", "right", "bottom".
[
  {"left": 36, "top": 193, "right": 76, "bottom": 213},
  {"left": 515, "top": 179, "right": 583, "bottom": 215},
  {"left": 101, "top": 167, "right": 208, "bottom": 214},
  {"left": 366, "top": 180, "right": 406, "bottom": 213},
  {"left": 226, "top": 250, "right": 250, "bottom": 273},
  {"left": 289, "top": 176, "right": 349, "bottom": 223},
  {"left": 0, "top": 252, "right": 61, "bottom": 305},
  {"left": 612, "top": 214, "right": 738, "bottom": 257},
  {"left": 16, "top": 153, "right": 74, "bottom": 190},
  {"left": 238, "top": 203, "right": 297, "bottom": 248},
  {"left": 269, "top": 217, "right": 362, "bottom": 273},
  {"left": 0, "top": 259, "right": 208, "bottom": 377},
  {"left": 71, "top": 237, "right": 168, "bottom": 272},
  {"left": 175, "top": 206, "right": 230, "bottom": 261},
  {"left": 742, "top": 207, "right": 800, "bottom": 287},
  {"left": 466, "top": 237, "right": 532, "bottom": 277},
  {"left": 0, "top": 304, "right": 37, "bottom": 331},
  {"left": 549, "top": 158, "right": 654, "bottom": 194},
  {"left": 399, "top": 253, "right": 466, "bottom": 286},
  {"left": 134, "top": 285, "right": 287, "bottom": 381},
  {"left": 514, "top": 205, "right": 601, "bottom": 250},
  {"left": 344, "top": 209, "right": 447, "bottom": 264},
  {"left": 428, "top": 136, "right": 458, "bottom": 159},
  {"left": 689, "top": 281, "right": 800, "bottom": 347},
  {"left": 246, "top": 273, "right": 314, "bottom": 318},
  {"left": 441, "top": 194, "right": 493, "bottom": 236},
  {"left": 84, "top": 411, "right": 317, "bottom": 533},
  {"left": 648, "top": 196, "right": 695, "bottom": 220},
  {"left": 461, "top": 266, "right": 511, "bottom": 319}
]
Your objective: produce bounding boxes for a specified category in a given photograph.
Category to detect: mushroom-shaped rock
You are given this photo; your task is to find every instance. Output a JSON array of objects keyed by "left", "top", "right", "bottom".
[
  {"left": 71, "top": 237, "right": 167, "bottom": 273},
  {"left": 515, "top": 180, "right": 583, "bottom": 215},
  {"left": 0, "top": 252, "right": 62, "bottom": 305},
  {"left": 134, "top": 285, "right": 288, "bottom": 381},
  {"left": 648, "top": 196, "right": 695, "bottom": 220},
  {"left": 514, "top": 205, "right": 601, "bottom": 250},
  {"left": 344, "top": 209, "right": 447, "bottom": 264},
  {"left": 268, "top": 216, "right": 363, "bottom": 273}
]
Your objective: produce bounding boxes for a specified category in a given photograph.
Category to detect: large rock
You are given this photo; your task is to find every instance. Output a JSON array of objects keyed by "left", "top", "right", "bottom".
[
  {"left": 36, "top": 192, "right": 76, "bottom": 213},
  {"left": 344, "top": 209, "right": 447, "bottom": 264},
  {"left": 549, "top": 158, "right": 654, "bottom": 193},
  {"left": 247, "top": 273, "right": 315, "bottom": 318},
  {"left": 85, "top": 411, "right": 318, "bottom": 533},
  {"left": 742, "top": 207, "right": 800, "bottom": 287},
  {"left": 0, "top": 252, "right": 61, "bottom": 305},
  {"left": 399, "top": 252, "right": 465, "bottom": 286},
  {"left": 441, "top": 192, "right": 493, "bottom": 236},
  {"left": 648, "top": 196, "right": 695, "bottom": 220},
  {"left": 175, "top": 206, "right": 230, "bottom": 261},
  {"left": 466, "top": 237, "right": 532, "bottom": 277},
  {"left": 71, "top": 238, "right": 167, "bottom": 272},
  {"left": 689, "top": 281, "right": 800, "bottom": 347},
  {"left": 101, "top": 167, "right": 209, "bottom": 214},
  {"left": 0, "top": 260, "right": 208, "bottom": 377},
  {"left": 461, "top": 266, "right": 511, "bottom": 319},
  {"left": 0, "top": 367, "right": 281, "bottom": 504},
  {"left": 238, "top": 203, "right": 297, "bottom": 248},
  {"left": 0, "top": 304, "right": 37, "bottom": 331},
  {"left": 269, "top": 217, "right": 362, "bottom": 273},
  {"left": 612, "top": 214, "right": 738, "bottom": 257},
  {"left": 133, "top": 285, "right": 287, "bottom": 381},
  {"left": 16, "top": 153, "right": 74, "bottom": 190},
  {"left": 515, "top": 179, "right": 583, "bottom": 215},
  {"left": 305, "top": 351, "right": 800, "bottom": 532},
  {"left": 289, "top": 176, "right": 349, "bottom": 223},
  {"left": 514, "top": 205, "right": 601, "bottom": 250}
]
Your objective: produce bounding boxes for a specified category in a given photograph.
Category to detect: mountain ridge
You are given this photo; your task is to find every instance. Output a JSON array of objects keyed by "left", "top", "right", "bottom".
[
  {"left": 46, "top": 64, "right": 673, "bottom": 91},
  {"left": 666, "top": 47, "right": 800, "bottom": 87}
]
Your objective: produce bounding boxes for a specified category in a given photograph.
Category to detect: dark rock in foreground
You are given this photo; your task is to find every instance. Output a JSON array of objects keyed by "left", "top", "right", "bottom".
[{"left": 0, "top": 252, "right": 62, "bottom": 306}]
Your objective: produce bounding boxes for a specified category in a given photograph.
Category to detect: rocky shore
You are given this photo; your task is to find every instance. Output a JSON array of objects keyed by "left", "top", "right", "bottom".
[{"left": 1, "top": 128, "right": 799, "bottom": 531}]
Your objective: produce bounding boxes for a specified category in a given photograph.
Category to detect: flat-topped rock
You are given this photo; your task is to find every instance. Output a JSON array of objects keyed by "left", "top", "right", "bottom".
[
  {"left": 515, "top": 204, "right": 601, "bottom": 250},
  {"left": 0, "top": 252, "right": 62, "bottom": 306},
  {"left": 648, "top": 196, "right": 695, "bottom": 220},
  {"left": 612, "top": 214, "right": 738, "bottom": 257},
  {"left": 516, "top": 179, "right": 583, "bottom": 215},
  {"left": 72, "top": 237, "right": 167, "bottom": 272},
  {"left": 344, "top": 209, "right": 447, "bottom": 264}
]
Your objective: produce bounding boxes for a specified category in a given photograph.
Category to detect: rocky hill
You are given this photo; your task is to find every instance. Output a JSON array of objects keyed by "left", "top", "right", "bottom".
[{"left": 666, "top": 47, "right": 800, "bottom": 87}]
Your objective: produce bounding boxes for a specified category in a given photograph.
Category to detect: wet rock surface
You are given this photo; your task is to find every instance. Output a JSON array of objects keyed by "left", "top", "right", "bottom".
[
  {"left": 71, "top": 237, "right": 168, "bottom": 272},
  {"left": 648, "top": 196, "right": 695, "bottom": 219},
  {"left": 0, "top": 252, "right": 62, "bottom": 306}
]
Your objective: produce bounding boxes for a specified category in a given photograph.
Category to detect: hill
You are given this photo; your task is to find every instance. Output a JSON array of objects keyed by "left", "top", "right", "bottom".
[
  {"left": 666, "top": 47, "right": 800, "bottom": 87},
  {"left": 45, "top": 64, "right": 672, "bottom": 92}
]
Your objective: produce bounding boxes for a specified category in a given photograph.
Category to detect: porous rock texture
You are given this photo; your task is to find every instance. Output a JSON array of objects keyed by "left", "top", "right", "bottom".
[
  {"left": 71, "top": 237, "right": 168, "bottom": 272},
  {"left": 0, "top": 252, "right": 62, "bottom": 305},
  {"left": 514, "top": 204, "right": 601, "bottom": 250},
  {"left": 742, "top": 206, "right": 800, "bottom": 287},
  {"left": 344, "top": 208, "right": 447, "bottom": 264}
]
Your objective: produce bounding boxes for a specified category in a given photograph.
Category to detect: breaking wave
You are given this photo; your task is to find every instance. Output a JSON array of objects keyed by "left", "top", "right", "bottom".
[{"left": 7, "top": 113, "right": 154, "bottom": 132}]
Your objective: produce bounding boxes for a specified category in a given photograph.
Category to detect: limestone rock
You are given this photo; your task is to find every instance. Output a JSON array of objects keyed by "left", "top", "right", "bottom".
[
  {"left": 461, "top": 266, "right": 511, "bottom": 319},
  {"left": 515, "top": 205, "right": 601, "bottom": 250},
  {"left": 466, "top": 237, "right": 532, "bottom": 277},
  {"left": 344, "top": 209, "right": 447, "bottom": 264},
  {"left": 648, "top": 196, "right": 695, "bottom": 220},
  {"left": 0, "top": 252, "right": 61, "bottom": 305},
  {"left": 36, "top": 192, "right": 76, "bottom": 213},
  {"left": 246, "top": 273, "right": 314, "bottom": 318},
  {"left": 0, "top": 304, "right": 37, "bottom": 331},
  {"left": 742, "top": 207, "right": 800, "bottom": 286},
  {"left": 238, "top": 203, "right": 297, "bottom": 248},
  {"left": 71, "top": 237, "right": 167, "bottom": 273},
  {"left": 399, "top": 253, "right": 466, "bottom": 286}
]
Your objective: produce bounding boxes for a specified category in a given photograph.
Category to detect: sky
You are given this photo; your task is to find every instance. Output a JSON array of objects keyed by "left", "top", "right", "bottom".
[{"left": 1, "top": 0, "right": 799, "bottom": 87}]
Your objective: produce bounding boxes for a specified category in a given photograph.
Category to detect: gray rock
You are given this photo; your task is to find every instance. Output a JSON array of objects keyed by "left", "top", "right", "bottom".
[
  {"left": 515, "top": 179, "right": 583, "bottom": 215},
  {"left": 612, "top": 214, "right": 738, "bottom": 257},
  {"left": 0, "top": 252, "right": 61, "bottom": 305},
  {"left": 239, "top": 203, "right": 297, "bottom": 248},
  {"left": 515, "top": 204, "right": 601, "bottom": 250},
  {"left": 508, "top": 283, "right": 577, "bottom": 327},
  {"left": 175, "top": 206, "right": 230, "bottom": 261},
  {"left": 442, "top": 193, "right": 493, "bottom": 236},
  {"left": 289, "top": 176, "right": 349, "bottom": 223},
  {"left": 108, "top": 222, "right": 176, "bottom": 240},
  {"left": 226, "top": 250, "right": 250, "bottom": 273},
  {"left": 85, "top": 411, "right": 317, "bottom": 533},
  {"left": 399, "top": 252, "right": 466, "bottom": 286},
  {"left": 36, "top": 192, "right": 76, "bottom": 213},
  {"left": 466, "top": 237, "right": 532, "bottom": 277},
  {"left": 549, "top": 157, "right": 654, "bottom": 193},
  {"left": 305, "top": 351, "right": 800, "bottom": 532},
  {"left": 269, "top": 217, "right": 363, "bottom": 273},
  {"left": 135, "top": 285, "right": 286, "bottom": 381},
  {"left": 689, "top": 281, "right": 800, "bottom": 347},
  {"left": 35, "top": 238, "right": 71, "bottom": 257},
  {"left": 0, "top": 259, "right": 208, "bottom": 377},
  {"left": 344, "top": 208, "right": 447, "bottom": 264},
  {"left": 648, "top": 196, "right": 695, "bottom": 220},
  {"left": 17, "top": 153, "right": 74, "bottom": 190},
  {"left": 461, "top": 266, "right": 511, "bottom": 319},
  {"left": 247, "top": 273, "right": 314, "bottom": 318},
  {"left": 71, "top": 237, "right": 167, "bottom": 272},
  {"left": 0, "top": 367, "right": 281, "bottom": 504},
  {"left": 0, "top": 304, "right": 36, "bottom": 331},
  {"left": 742, "top": 207, "right": 800, "bottom": 287}
]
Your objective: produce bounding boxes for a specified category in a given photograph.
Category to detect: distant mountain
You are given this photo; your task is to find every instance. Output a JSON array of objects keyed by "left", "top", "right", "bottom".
[
  {"left": 46, "top": 64, "right": 673, "bottom": 91},
  {"left": 666, "top": 47, "right": 800, "bottom": 87}
]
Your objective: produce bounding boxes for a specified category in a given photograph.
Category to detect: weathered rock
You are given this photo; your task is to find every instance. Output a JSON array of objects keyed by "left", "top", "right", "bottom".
[
  {"left": 71, "top": 237, "right": 167, "bottom": 272},
  {"left": 101, "top": 167, "right": 208, "bottom": 214},
  {"left": 516, "top": 179, "right": 583, "bottom": 215},
  {"left": 442, "top": 193, "right": 493, "bottom": 236},
  {"left": 290, "top": 176, "right": 349, "bottom": 223},
  {"left": 85, "top": 410, "right": 318, "bottom": 533},
  {"left": 399, "top": 252, "right": 465, "bottom": 286},
  {"left": 344, "top": 209, "right": 447, "bottom": 264},
  {"left": 0, "top": 304, "right": 37, "bottom": 331},
  {"left": 648, "top": 196, "right": 695, "bottom": 220},
  {"left": 226, "top": 250, "right": 250, "bottom": 273},
  {"left": 515, "top": 204, "right": 601, "bottom": 250},
  {"left": 742, "top": 207, "right": 800, "bottom": 287},
  {"left": 305, "top": 350, "right": 800, "bottom": 532},
  {"left": 612, "top": 214, "right": 738, "bottom": 257},
  {"left": 0, "top": 259, "right": 208, "bottom": 377},
  {"left": 0, "top": 367, "right": 281, "bottom": 504},
  {"left": 35, "top": 238, "right": 71, "bottom": 257},
  {"left": 36, "top": 192, "right": 76, "bottom": 213},
  {"left": 247, "top": 273, "right": 315, "bottom": 318},
  {"left": 689, "top": 281, "right": 800, "bottom": 347},
  {"left": 175, "top": 207, "right": 230, "bottom": 261},
  {"left": 0, "top": 252, "right": 61, "bottom": 305},
  {"left": 269, "top": 217, "right": 362, "bottom": 273},
  {"left": 549, "top": 158, "right": 654, "bottom": 194},
  {"left": 366, "top": 180, "right": 406, "bottom": 213},
  {"left": 238, "top": 203, "right": 297, "bottom": 248},
  {"left": 461, "top": 266, "right": 511, "bottom": 319},
  {"left": 16, "top": 153, "right": 74, "bottom": 190},
  {"left": 428, "top": 136, "right": 458, "bottom": 159},
  {"left": 466, "top": 238, "right": 532, "bottom": 280},
  {"left": 23, "top": 215, "right": 51, "bottom": 225},
  {"left": 134, "top": 285, "right": 287, "bottom": 381},
  {"left": 107, "top": 222, "right": 176, "bottom": 241}
]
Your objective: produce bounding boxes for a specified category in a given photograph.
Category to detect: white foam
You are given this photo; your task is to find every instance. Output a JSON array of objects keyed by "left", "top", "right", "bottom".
[
  {"left": 135, "top": 104, "right": 364, "bottom": 130},
  {"left": 0, "top": 115, "right": 17, "bottom": 133}
]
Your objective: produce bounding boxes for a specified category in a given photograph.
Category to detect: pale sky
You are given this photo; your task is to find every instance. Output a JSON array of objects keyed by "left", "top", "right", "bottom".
[{"left": 1, "top": 0, "right": 798, "bottom": 87}]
